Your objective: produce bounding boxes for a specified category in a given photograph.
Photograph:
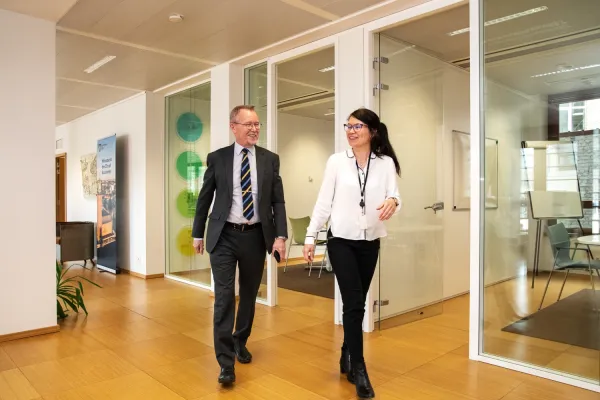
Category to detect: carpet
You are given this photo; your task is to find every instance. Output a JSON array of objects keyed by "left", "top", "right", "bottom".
[
  {"left": 262, "top": 264, "right": 335, "bottom": 299},
  {"left": 502, "top": 289, "right": 600, "bottom": 350}
]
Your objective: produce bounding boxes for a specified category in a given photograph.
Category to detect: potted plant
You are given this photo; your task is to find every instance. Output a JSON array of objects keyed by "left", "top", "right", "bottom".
[{"left": 56, "top": 260, "right": 102, "bottom": 320}]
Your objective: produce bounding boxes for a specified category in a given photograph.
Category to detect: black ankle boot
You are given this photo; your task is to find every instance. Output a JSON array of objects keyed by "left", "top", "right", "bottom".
[
  {"left": 353, "top": 361, "right": 375, "bottom": 399},
  {"left": 339, "top": 344, "right": 354, "bottom": 383}
]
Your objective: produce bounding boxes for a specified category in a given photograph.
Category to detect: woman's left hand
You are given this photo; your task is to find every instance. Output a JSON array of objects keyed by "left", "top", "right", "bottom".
[{"left": 376, "top": 198, "right": 397, "bottom": 221}]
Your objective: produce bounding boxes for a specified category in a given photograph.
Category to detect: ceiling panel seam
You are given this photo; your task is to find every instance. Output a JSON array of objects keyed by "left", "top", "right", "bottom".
[{"left": 56, "top": 26, "right": 219, "bottom": 65}]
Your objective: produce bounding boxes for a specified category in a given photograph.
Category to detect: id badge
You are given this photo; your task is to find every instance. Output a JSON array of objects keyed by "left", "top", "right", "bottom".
[{"left": 359, "top": 214, "right": 368, "bottom": 230}]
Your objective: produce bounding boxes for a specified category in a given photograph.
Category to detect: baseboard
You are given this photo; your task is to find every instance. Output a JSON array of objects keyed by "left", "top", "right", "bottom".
[
  {"left": 121, "top": 269, "right": 164, "bottom": 280},
  {"left": 0, "top": 325, "right": 60, "bottom": 343}
]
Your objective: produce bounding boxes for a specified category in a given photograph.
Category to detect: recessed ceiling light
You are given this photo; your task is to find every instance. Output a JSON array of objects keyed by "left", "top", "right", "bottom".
[
  {"left": 447, "top": 6, "right": 548, "bottom": 36},
  {"left": 531, "top": 64, "right": 600, "bottom": 78},
  {"left": 319, "top": 66, "right": 335, "bottom": 72},
  {"left": 169, "top": 13, "right": 184, "bottom": 22},
  {"left": 84, "top": 55, "right": 116, "bottom": 73}
]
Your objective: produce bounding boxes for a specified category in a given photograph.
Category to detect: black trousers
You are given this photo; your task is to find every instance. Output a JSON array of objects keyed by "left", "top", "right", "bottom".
[
  {"left": 209, "top": 224, "right": 266, "bottom": 367},
  {"left": 327, "top": 233, "right": 379, "bottom": 365}
]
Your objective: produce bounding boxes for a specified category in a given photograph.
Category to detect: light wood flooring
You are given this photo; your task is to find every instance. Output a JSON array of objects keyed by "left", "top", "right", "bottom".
[{"left": 0, "top": 266, "right": 599, "bottom": 399}]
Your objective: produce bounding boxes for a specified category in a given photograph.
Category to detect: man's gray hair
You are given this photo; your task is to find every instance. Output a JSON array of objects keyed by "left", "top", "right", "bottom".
[{"left": 230, "top": 105, "right": 256, "bottom": 123}]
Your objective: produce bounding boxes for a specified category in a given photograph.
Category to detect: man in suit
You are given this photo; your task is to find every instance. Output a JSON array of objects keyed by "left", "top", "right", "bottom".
[{"left": 192, "top": 105, "right": 288, "bottom": 385}]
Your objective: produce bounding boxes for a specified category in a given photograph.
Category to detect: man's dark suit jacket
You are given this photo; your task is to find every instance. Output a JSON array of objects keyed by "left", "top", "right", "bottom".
[{"left": 192, "top": 143, "right": 287, "bottom": 254}]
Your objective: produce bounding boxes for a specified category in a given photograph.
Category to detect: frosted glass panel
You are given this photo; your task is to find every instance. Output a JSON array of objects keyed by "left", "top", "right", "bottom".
[{"left": 165, "top": 82, "right": 212, "bottom": 286}]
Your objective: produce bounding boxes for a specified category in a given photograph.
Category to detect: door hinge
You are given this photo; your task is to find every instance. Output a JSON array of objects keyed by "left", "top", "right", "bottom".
[
  {"left": 372, "top": 83, "right": 389, "bottom": 96},
  {"left": 373, "top": 56, "right": 389, "bottom": 69}
]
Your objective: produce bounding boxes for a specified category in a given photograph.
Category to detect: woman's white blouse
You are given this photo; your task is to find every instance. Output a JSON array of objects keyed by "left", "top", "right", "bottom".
[{"left": 305, "top": 149, "right": 401, "bottom": 245}]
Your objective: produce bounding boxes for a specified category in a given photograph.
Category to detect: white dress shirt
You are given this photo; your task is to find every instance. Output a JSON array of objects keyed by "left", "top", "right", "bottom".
[
  {"left": 228, "top": 142, "right": 260, "bottom": 224},
  {"left": 305, "top": 149, "right": 401, "bottom": 245}
]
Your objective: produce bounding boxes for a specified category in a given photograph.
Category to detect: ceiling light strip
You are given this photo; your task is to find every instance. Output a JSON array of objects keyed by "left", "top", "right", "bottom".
[
  {"left": 448, "top": 6, "right": 549, "bottom": 36},
  {"left": 84, "top": 56, "right": 116, "bottom": 73},
  {"left": 531, "top": 64, "right": 600, "bottom": 78}
]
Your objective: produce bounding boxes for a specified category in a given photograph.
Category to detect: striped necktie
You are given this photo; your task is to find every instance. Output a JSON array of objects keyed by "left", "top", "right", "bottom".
[{"left": 241, "top": 148, "right": 254, "bottom": 221}]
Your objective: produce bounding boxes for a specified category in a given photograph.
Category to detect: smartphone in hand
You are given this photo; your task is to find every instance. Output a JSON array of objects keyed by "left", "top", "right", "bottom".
[{"left": 273, "top": 250, "right": 281, "bottom": 263}]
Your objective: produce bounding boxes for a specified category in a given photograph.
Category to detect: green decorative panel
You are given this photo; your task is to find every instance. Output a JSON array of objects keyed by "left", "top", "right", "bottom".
[
  {"left": 176, "top": 189, "right": 198, "bottom": 218},
  {"left": 176, "top": 151, "right": 202, "bottom": 181},
  {"left": 177, "top": 112, "right": 203, "bottom": 142}
]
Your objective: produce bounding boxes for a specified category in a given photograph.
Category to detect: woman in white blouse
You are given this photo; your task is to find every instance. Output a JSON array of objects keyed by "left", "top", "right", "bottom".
[{"left": 303, "top": 108, "right": 401, "bottom": 399}]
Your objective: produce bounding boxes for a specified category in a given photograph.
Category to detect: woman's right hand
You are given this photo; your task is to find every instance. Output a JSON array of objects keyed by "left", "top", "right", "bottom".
[{"left": 303, "top": 244, "right": 316, "bottom": 263}]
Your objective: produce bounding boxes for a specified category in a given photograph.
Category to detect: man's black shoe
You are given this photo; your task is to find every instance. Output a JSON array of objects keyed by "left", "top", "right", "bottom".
[
  {"left": 218, "top": 366, "right": 236, "bottom": 385},
  {"left": 234, "top": 341, "right": 252, "bottom": 364}
]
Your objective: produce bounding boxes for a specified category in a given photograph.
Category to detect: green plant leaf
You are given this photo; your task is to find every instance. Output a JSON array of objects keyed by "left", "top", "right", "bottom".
[
  {"left": 56, "top": 260, "right": 101, "bottom": 320},
  {"left": 57, "top": 300, "right": 67, "bottom": 319},
  {"left": 64, "top": 276, "right": 102, "bottom": 288},
  {"left": 62, "top": 296, "right": 79, "bottom": 313}
]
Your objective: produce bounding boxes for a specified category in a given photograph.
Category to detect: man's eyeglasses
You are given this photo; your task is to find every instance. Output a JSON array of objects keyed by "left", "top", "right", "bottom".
[
  {"left": 234, "top": 122, "right": 262, "bottom": 129},
  {"left": 344, "top": 123, "right": 367, "bottom": 132}
]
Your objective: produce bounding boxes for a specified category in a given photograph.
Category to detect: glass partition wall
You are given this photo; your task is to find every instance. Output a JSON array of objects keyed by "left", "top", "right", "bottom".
[
  {"left": 244, "top": 63, "right": 268, "bottom": 301},
  {"left": 479, "top": 0, "right": 600, "bottom": 386},
  {"left": 165, "top": 82, "right": 212, "bottom": 287}
]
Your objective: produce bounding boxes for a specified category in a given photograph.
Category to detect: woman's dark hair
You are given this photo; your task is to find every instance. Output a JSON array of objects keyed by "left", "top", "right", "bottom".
[{"left": 349, "top": 108, "right": 401, "bottom": 176}]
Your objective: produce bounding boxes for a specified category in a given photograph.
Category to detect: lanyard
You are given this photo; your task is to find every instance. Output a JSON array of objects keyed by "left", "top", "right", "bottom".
[{"left": 356, "top": 153, "right": 371, "bottom": 211}]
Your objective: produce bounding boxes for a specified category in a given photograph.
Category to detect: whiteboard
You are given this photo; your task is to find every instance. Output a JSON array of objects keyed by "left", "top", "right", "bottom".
[{"left": 528, "top": 191, "right": 583, "bottom": 219}]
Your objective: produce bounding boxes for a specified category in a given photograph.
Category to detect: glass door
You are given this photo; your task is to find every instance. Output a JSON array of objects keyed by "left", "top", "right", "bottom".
[{"left": 375, "top": 34, "right": 445, "bottom": 329}]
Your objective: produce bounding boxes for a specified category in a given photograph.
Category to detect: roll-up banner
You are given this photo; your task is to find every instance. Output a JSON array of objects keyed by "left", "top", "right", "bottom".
[{"left": 96, "top": 134, "right": 119, "bottom": 274}]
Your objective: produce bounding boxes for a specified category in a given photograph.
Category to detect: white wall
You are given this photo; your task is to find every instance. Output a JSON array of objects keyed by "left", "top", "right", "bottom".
[
  {"left": 277, "top": 112, "right": 335, "bottom": 258},
  {"left": 55, "top": 94, "right": 148, "bottom": 275},
  {"left": 0, "top": 9, "right": 56, "bottom": 335}
]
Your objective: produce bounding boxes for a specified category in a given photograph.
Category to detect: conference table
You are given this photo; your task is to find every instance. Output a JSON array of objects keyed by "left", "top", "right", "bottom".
[{"left": 577, "top": 235, "right": 600, "bottom": 247}]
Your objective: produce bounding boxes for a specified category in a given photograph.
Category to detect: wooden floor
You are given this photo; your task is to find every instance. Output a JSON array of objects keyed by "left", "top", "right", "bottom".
[
  {"left": 1, "top": 267, "right": 599, "bottom": 400},
  {"left": 483, "top": 271, "right": 600, "bottom": 382}
]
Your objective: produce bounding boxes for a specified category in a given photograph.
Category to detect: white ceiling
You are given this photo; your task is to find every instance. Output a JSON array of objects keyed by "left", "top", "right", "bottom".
[
  {"left": 0, "top": 0, "right": 78, "bottom": 22},
  {"left": 46, "top": 0, "right": 385, "bottom": 126},
  {"left": 383, "top": 0, "right": 600, "bottom": 96}
]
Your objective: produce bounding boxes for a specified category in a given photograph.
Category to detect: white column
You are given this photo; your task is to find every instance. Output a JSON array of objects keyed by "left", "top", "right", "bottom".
[
  {"left": 0, "top": 9, "right": 56, "bottom": 335},
  {"left": 210, "top": 63, "right": 244, "bottom": 295},
  {"left": 468, "top": 0, "right": 484, "bottom": 361},
  {"left": 337, "top": 27, "right": 372, "bottom": 330},
  {"left": 211, "top": 63, "right": 244, "bottom": 150}
]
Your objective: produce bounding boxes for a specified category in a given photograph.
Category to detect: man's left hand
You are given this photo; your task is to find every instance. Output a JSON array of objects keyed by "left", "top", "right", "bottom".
[{"left": 272, "top": 238, "right": 287, "bottom": 261}]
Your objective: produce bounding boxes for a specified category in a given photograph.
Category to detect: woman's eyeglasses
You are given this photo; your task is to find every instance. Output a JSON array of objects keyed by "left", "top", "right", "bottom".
[{"left": 344, "top": 123, "right": 367, "bottom": 132}]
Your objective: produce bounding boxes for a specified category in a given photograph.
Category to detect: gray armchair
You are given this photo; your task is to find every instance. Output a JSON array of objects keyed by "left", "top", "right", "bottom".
[
  {"left": 56, "top": 222, "right": 95, "bottom": 266},
  {"left": 538, "top": 223, "right": 600, "bottom": 310}
]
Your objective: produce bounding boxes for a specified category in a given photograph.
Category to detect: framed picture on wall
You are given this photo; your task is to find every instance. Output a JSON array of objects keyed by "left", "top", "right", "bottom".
[{"left": 452, "top": 130, "right": 498, "bottom": 211}]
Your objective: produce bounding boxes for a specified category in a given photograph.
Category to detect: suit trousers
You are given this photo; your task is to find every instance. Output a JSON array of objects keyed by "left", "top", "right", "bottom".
[
  {"left": 209, "top": 224, "right": 266, "bottom": 367},
  {"left": 327, "top": 233, "right": 380, "bottom": 365}
]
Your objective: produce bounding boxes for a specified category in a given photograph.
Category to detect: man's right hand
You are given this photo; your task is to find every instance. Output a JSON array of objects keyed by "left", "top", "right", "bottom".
[
  {"left": 302, "top": 244, "right": 316, "bottom": 263},
  {"left": 193, "top": 238, "right": 204, "bottom": 255}
]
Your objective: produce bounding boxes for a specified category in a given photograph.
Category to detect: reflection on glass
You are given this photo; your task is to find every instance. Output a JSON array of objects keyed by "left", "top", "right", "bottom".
[
  {"left": 482, "top": 0, "right": 600, "bottom": 384},
  {"left": 165, "top": 82, "right": 212, "bottom": 286},
  {"left": 245, "top": 63, "right": 268, "bottom": 300}
]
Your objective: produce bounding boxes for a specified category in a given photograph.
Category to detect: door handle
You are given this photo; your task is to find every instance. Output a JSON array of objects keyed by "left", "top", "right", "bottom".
[{"left": 424, "top": 202, "right": 444, "bottom": 214}]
